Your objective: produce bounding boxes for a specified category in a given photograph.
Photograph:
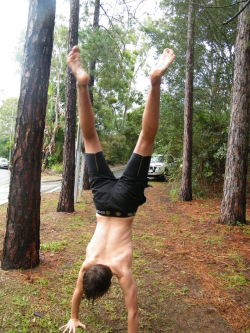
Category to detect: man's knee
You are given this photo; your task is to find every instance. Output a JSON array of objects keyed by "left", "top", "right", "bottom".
[
  {"left": 134, "top": 137, "right": 153, "bottom": 156},
  {"left": 139, "top": 130, "right": 156, "bottom": 144}
]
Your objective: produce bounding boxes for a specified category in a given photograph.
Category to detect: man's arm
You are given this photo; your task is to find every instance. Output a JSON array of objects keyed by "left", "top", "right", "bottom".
[
  {"left": 118, "top": 270, "right": 138, "bottom": 333},
  {"left": 71, "top": 266, "right": 85, "bottom": 319},
  {"left": 59, "top": 266, "right": 86, "bottom": 332}
]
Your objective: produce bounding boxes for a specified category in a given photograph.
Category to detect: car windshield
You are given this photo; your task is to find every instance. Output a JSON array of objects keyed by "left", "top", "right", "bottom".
[
  {"left": 0, "top": 158, "right": 7, "bottom": 162},
  {"left": 151, "top": 156, "right": 164, "bottom": 163}
]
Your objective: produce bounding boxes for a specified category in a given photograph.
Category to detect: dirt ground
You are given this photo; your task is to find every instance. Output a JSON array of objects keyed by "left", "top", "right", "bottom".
[{"left": 0, "top": 182, "right": 249, "bottom": 333}]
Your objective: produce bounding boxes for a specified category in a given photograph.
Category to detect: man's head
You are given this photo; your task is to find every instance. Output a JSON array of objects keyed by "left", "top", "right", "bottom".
[{"left": 83, "top": 264, "right": 113, "bottom": 301}]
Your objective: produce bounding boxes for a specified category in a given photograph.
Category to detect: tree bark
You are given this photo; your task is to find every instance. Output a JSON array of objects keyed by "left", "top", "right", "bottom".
[
  {"left": 83, "top": 0, "right": 100, "bottom": 190},
  {"left": 57, "top": 0, "right": 79, "bottom": 212},
  {"left": 219, "top": 3, "right": 250, "bottom": 225},
  {"left": 1, "top": 0, "right": 56, "bottom": 270},
  {"left": 180, "top": 0, "right": 196, "bottom": 201}
]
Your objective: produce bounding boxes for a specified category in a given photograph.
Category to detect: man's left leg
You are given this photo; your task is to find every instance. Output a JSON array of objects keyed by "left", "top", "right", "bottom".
[
  {"left": 134, "top": 48, "right": 176, "bottom": 156},
  {"left": 122, "top": 48, "right": 176, "bottom": 185}
]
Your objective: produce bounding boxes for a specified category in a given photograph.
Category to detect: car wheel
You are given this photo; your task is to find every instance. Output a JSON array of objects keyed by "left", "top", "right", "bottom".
[{"left": 158, "top": 174, "right": 166, "bottom": 182}]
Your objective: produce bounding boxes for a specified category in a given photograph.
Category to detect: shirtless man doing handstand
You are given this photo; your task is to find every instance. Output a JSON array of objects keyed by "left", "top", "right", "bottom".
[{"left": 60, "top": 46, "right": 175, "bottom": 333}]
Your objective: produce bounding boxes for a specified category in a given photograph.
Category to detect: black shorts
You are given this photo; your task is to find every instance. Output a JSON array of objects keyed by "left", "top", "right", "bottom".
[{"left": 85, "top": 151, "right": 151, "bottom": 217}]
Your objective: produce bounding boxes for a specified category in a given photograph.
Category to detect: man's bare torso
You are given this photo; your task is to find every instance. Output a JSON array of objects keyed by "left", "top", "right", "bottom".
[{"left": 84, "top": 214, "right": 134, "bottom": 277}]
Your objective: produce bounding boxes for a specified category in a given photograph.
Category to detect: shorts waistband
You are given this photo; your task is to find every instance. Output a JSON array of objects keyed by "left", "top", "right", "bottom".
[{"left": 96, "top": 209, "right": 136, "bottom": 218}]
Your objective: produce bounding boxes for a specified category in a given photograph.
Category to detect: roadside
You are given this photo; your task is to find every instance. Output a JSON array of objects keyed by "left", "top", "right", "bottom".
[
  {"left": 0, "top": 182, "right": 249, "bottom": 332},
  {"left": 0, "top": 165, "right": 125, "bottom": 206}
]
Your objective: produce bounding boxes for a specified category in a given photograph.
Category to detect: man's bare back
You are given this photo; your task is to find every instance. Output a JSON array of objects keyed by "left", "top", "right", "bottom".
[{"left": 85, "top": 215, "right": 134, "bottom": 277}]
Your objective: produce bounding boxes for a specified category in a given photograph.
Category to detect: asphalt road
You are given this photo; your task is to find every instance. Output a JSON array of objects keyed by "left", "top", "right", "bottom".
[
  {"left": 0, "top": 169, "right": 62, "bottom": 205},
  {"left": 0, "top": 167, "right": 124, "bottom": 206},
  {"left": 0, "top": 169, "right": 10, "bottom": 205}
]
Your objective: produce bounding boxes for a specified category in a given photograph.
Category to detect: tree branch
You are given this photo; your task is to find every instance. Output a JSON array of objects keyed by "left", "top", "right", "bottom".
[{"left": 223, "top": 0, "right": 250, "bottom": 24}]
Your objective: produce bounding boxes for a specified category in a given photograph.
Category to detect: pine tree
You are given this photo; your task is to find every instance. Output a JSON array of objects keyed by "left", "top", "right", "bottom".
[
  {"left": 219, "top": 2, "right": 250, "bottom": 225},
  {"left": 2, "top": 0, "right": 56, "bottom": 269},
  {"left": 57, "top": 0, "right": 80, "bottom": 212}
]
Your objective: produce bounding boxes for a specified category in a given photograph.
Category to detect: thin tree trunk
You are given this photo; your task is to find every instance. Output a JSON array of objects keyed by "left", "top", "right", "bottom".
[
  {"left": 83, "top": 156, "right": 90, "bottom": 189},
  {"left": 1, "top": 0, "right": 56, "bottom": 270},
  {"left": 43, "top": 71, "right": 61, "bottom": 170},
  {"left": 83, "top": 0, "right": 100, "bottom": 190},
  {"left": 219, "top": 3, "right": 250, "bottom": 225},
  {"left": 57, "top": 0, "right": 79, "bottom": 212},
  {"left": 180, "top": 0, "right": 195, "bottom": 201}
]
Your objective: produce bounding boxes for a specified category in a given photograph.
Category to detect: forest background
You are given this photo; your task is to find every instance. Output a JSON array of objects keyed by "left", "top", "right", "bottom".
[{"left": 0, "top": 0, "right": 243, "bottom": 195}]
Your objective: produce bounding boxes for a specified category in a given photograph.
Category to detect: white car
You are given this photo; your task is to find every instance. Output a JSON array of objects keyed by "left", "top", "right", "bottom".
[
  {"left": 0, "top": 157, "right": 9, "bottom": 169},
  {"left": 148, "top": 155, "right": 167, "bottom": 181}
]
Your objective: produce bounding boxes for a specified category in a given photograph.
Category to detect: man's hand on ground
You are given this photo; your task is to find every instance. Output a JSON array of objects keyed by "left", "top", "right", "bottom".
[{"left": 59, "top": 319, "right": 86, "bottom": 333}]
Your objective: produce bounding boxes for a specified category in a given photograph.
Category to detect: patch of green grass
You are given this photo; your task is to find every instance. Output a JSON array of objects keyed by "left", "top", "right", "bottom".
[
  {"left": 158, "top": 282, "right": 189, "bottom": 299},
  {"left": 220, "top": 273, "right": 249, "bottom": 289},
  {"left": 40, "top": 240, "right": 68, "bottom": 251},
  {"left": 204, "top": 235, "right": 223, "bottom": 246},
  {"left": 51, "top": 163, "right": 63, "bottom": 174},
  {"left": 133, "top": 234, "right": 165, "bottom": 249},
  {"left": 242, "top": 226, "right": 250, "bottom": 236},
  {"left": 36, "top": 277, "right": 49, "bottom": 286},
  {"left": 30, "top": 288, "right": 40, "bottom": 295},
  {"left": 143, "top": 267, "right": 153, "bottom": 273},
  {"left": 227, "top": 250, "right": 246, "bottom": 270},
  {"left": 102, "top": 299, "right": 120, "bottom": 320},
  {"left": 66, "top": 222, "right": 83, "bottom": 229},
  {"left": 134, "top": 258, "right": 147, "bottom": 266},
  {"left": 169, "top": 187, "right": 179, "bottom": 202},
  {"left": 177, "top": 286, "right": 189, "bottom": 295},
  {"left": 133, "top": 249, "right": 141, "bottom": 258},
  {"left": 154, "top": 242, "right": 165, "bottom": 249},
  {"left": 69, "top": 215, "right": 84, "bottom": 223},
  {"left": 12, "top": 295, "right": 29, "bottom": 307},
  {"left": 168, "top": 213, "right": 182, "bottom": 223}
]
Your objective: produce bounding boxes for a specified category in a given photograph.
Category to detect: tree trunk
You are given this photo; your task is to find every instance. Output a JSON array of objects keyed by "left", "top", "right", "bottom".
[
  {"left": 219, "top": 3, "right": 250, "bottom": 225},
  {"left": 42, "top": 55, "right": 64, "bottom": 170},
  {"left": 57, "top": 0, "right": 79, "bottom": 212},
  {"left": 180, "top": 0, "right": 195, "bottom": 201},
  {"left": 1, "top": 0, "right": 56, "bottom": 270},
  {"left": 83, "top": 0, "right": 100, "bottom": 190},
  {"left": 83, "top": 156, "right": 90, "bottom": 190}
]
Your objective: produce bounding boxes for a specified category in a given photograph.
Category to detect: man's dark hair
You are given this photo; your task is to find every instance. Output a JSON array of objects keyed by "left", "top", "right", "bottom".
[{"left": 83, "top": 264, "right": 113, "bottom": 301}]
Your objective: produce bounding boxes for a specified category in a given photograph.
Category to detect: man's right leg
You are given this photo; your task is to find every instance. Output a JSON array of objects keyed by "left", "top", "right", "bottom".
[
  {"left": 67, "top": 46, "right": 115, "bottom": 183},
  {"left": 67, "top": 46, "right": 101, "bottom": 153}
]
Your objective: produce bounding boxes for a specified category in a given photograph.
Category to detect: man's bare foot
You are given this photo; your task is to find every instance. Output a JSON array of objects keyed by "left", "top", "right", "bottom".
[
  {"left": 150, "top": 48, "right": 176, "bottom": 85},
  {"left": 67, "top": 46, "right": 90, "bottom": 86}
]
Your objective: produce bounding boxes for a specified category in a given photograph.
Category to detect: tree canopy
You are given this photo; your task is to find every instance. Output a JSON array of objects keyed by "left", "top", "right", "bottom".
[{"left": 1, "top": 0, "right": 246, "bottom": 188}]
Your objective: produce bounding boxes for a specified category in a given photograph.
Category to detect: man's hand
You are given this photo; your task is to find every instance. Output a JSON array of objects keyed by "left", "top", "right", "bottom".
[{"left": 59, "top": 319, "right": 86, "bottom": 333}]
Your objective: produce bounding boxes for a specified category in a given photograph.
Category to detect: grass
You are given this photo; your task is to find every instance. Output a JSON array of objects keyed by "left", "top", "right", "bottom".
[
  {"left": 204, "top": 235, "right": 224, "bottom": 246},
  {"left": 40, "top": 240, "right": 68, "bottom": 252},
  {"left": 227, "top": 250, "right": 247, "bottom": 270},
  {"left": 220, "top": 273, "right": 249, "bottom": 289},
  {"left": 158, "top": 283, "right": 189, "bottom": 298},
  {"left": 0, "top": 185, "right": 249, "bottom": 332}
]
